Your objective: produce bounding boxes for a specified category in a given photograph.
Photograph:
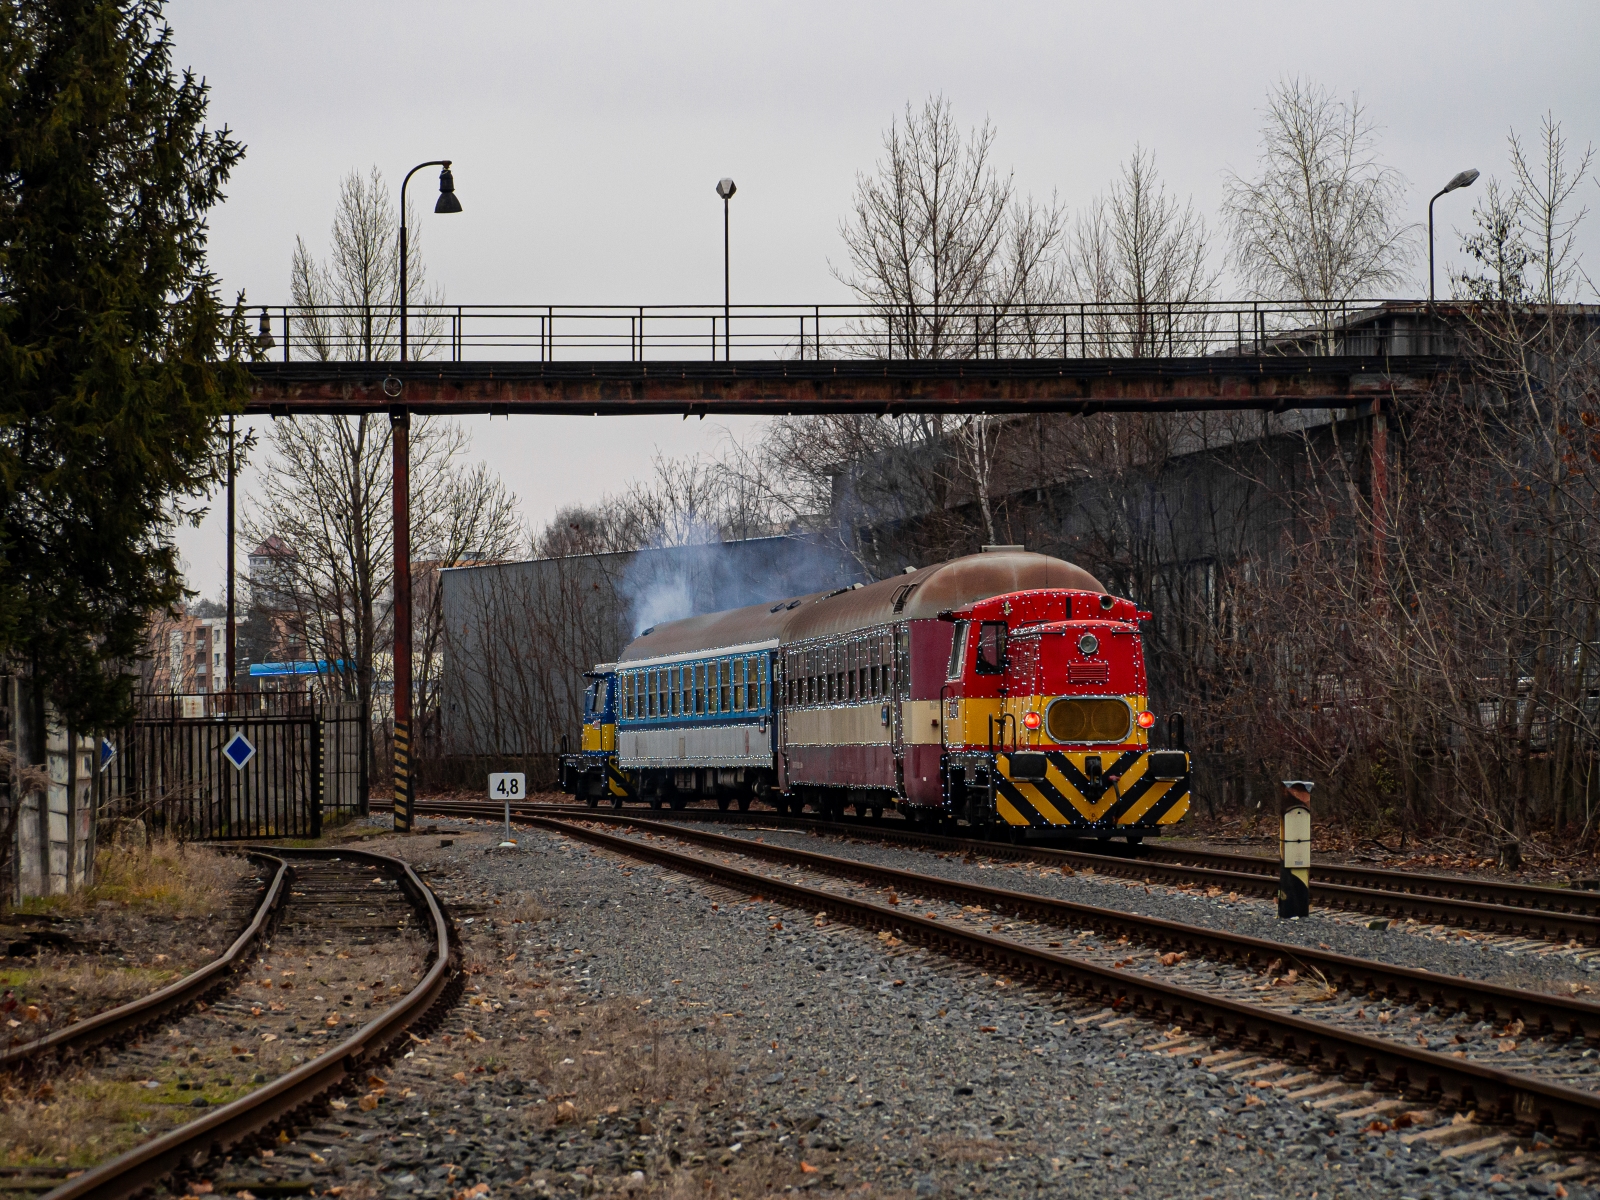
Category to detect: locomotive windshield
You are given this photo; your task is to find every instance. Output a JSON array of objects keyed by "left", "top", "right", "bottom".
[{"left": 974, "top": 621, "right": 1007, "bottom": 674}]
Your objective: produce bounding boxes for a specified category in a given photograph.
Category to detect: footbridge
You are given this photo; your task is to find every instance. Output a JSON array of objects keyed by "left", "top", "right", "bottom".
[{"left": 241, "top": 299, "right": 1459, "bottom": 416}]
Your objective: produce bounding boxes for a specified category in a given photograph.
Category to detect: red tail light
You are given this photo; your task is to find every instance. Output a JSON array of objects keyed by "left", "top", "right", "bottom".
[
  {"left": 1023, "top": 711, "right": 1041, "bottom": 730},
  {"left": 1137, "top": 711, "right": 1156, "bottom": 729}
]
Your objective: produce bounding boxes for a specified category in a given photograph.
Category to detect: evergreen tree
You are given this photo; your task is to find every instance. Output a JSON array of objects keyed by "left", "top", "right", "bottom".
[{"left": 0, "top": 0, "right": 249, "bottom": 732}]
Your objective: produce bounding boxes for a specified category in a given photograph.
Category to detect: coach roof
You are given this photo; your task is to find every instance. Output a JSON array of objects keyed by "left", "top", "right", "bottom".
[
  {"left": 616, "top": 589, "right": 832, "bottom": 664},
  {"left": 780, "top": 550, "right": 1104, "bottom": 644}
]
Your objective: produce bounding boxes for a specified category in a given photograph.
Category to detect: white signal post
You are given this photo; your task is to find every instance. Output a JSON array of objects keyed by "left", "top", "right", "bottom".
[
  {"left": 489, "top": 772, "right": 525, "bottom": 843},
  {"left": 1279, "top": 780, "right": 1314, "bottom": 919}
]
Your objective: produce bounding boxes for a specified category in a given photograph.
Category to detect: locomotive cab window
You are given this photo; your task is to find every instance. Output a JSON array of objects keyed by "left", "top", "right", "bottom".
[
  {"left": 947, "top": 622, "right": 969, "bottom": 681},
  {"left": 583, "top": 683, "right": 597, "bottom": 719},
  {"left": 975, "top": 621, "right": 1008, "bottom": 674}
]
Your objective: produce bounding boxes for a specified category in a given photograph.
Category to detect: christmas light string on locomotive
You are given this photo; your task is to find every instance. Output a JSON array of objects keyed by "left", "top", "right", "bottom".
[{"left": 559, "top": 548, "right": 1190, "bottom": 842}]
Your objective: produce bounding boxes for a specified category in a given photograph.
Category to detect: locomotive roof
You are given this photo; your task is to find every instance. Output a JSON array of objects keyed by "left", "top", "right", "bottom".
[
  {"left": 613, "top": 550, "right": 1104, "bottom": 666},
  {"left": 615, "top": 589, "right": 832, "bottom": 664},
  {"left": 780, "top": 550, "right": 1104, "bottom": 643}
]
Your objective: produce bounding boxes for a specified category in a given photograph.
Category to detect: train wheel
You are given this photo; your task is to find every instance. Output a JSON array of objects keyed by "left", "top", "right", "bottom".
[
  {"left": 586, "top": 792, "right": 599, "bottom": 809},
  {"left": 737, "top": 795, "right": 751, "bottom": 812},
  {"left": 871, "top": 805, "right": 884, "bottom": 821},
  {"left": 717, "top": 795, "right": 731, "bottom": 812},
  {"left": 1124, "top": 833, "right": 1144, "bottom": 845},
  {"left": 649, "top": 793, "right": 663, "bottom": 811},
  {"left": 669, "top": 793, "right": 688, "bottom": 811},
  {"left": 611, "top": 793, "right": 625, "bottom": 810}
]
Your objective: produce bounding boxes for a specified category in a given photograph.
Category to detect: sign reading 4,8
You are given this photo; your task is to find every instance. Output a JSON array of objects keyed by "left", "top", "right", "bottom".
[{"left": 488, "top": 772, "right": 526, "bottom": 800}]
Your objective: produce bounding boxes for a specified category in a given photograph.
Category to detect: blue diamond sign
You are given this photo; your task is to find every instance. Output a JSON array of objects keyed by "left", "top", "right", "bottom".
[
  {"left": 99, "top": 737, "right": 117, "bottom": 773},
  {"left": 223, "top": 731, "right": 256, "bottom": 771}
]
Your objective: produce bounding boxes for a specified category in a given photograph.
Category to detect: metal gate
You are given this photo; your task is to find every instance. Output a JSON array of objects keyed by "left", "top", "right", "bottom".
[{"left": 104, "top": 693, "right": 366, "bottom": 841}]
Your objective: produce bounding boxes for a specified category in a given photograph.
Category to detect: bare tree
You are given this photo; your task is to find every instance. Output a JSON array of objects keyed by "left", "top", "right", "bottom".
[
  {"left": 1508, "top": 113, "right": 1594, "bottom": 307},
  {"left": 290, "top": 167, "right": 444, "bottom": 361},
  {"left": 1222, "top": 79, "right": 1412, "bottom": 326},
  {"left": 1067, "top": 146, "right": 1219, "bottom": 355},
  {"left": 834, "top": 94, "right": 1066, "bottom": 360},
  {"left": 244, "top": 416, "right": 519, "bottom": 789}
]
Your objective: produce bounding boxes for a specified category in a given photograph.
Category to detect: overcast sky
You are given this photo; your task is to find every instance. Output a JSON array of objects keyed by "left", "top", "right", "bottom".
[{"left": 167, "top": 0, "right": 1600, "bottom": 600}]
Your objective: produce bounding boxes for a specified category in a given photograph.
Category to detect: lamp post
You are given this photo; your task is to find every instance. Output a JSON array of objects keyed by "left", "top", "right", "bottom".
[
  {"left": 227, "top": 311, "right": 277, "bottom": 708},
  {"left": 1429, "top": 168, "right": 1479, "bottom": 302},
  {"left": 716, "top": 177, "right": 736, "bottom": 360},
  {"left": 392, "top": 160, "right": 462, "bottom": 833}
]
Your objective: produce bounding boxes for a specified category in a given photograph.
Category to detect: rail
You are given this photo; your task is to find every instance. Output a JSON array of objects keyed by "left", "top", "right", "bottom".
[
  {"left": 0, "top": 852, "right": 290, "bottom": 1073},
  {"left": 250, "top": 298, "right": 1457, "bottom": 364},
  {"left": 531, "top": 814, "right": 1600, "bottom": 1144},
  {"left": 44, "top": 847, "right": 460, "bottom": 1200},
  {"left": 382, "top": 798, "right": 1600, "bottom": 941},
  {"left": 556, "top": 811, "right": 1600, "bottom": 1041}
]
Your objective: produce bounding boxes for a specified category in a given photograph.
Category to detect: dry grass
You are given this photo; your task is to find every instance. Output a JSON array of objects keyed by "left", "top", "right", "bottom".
[
  {"left": 456, "top": 993, "right": 729, "bottom": 1125},
  {"left": 15, "top": 838, "right": 250, "bottom": 920}
]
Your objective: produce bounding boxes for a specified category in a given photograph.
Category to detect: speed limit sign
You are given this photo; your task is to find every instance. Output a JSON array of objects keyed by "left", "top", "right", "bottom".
[{"left": 488, "top": 772, "right": 525, "bottom": 800}]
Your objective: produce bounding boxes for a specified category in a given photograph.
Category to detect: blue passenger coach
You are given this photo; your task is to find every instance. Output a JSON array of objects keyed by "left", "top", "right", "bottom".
[{"left": 604, "top": 592, "right": 824, "bottom": 810}]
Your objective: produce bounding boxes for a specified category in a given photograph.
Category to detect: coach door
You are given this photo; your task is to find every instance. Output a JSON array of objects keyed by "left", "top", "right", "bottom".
[{"left": 890, "top": 623, "right": 907, "bottom": 794}]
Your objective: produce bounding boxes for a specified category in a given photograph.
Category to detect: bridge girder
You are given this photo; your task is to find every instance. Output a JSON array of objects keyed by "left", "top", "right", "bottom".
[{"left": 243, "top": 355, "right": 1454, "bottom": 417}]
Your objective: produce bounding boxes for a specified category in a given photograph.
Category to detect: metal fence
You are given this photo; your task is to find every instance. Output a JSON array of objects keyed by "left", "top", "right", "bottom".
[
  {"left": 251, "top": 298, "right": 1481, "bottom": 365},
  {"left": 104, "top": 693, "right": 365, "bottom": 841}
]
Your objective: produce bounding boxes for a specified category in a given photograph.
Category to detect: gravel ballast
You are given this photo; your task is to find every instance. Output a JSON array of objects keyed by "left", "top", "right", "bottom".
[
  {"left": 696, "top": 823, "right": 1600, "bottom": 994},
  {"left": 204, "top": 817, "right": 1600, "bottom": 1200}
]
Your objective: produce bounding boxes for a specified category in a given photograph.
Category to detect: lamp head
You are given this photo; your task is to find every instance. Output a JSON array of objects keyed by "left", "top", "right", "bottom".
[
  {"left": 435, "top": 164, "right": 462, "bottom": 214},
  {"left": 257, "top": 308, "right": 276, "bottom": 350},
  {"left": 716, "top": 177, "right": 737, "bottom": 201},
  {"left": 1443, "top": 168, "right": 1480, "bottom": 194}
]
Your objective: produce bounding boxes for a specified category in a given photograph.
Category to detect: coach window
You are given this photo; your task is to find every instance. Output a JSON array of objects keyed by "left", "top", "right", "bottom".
[
  {"left": 630, "top": 673, "right": 639, "bottom": 718},
  {"left": 720, "top": 660, "right": 731, "bottom": 711},
  {"left": 757, "top": 658, "right": 767, "bottom": 709},
  {"left": 947, "top": 621, "right": 969, "bottom": 680},
  {"left": 732, "top": 659, "right": 744, "bottom": 711},
  {"left": 975, "top": 621, "right": 1008, "bottom": 674},
  {"left": 675, "top": 667, "right": 685, "bottom": 715}
]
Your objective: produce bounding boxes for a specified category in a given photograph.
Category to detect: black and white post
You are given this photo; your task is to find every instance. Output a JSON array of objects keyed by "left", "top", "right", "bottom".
[{"left": 1278, "top": 781, "right": 1314, "bottom": 919}]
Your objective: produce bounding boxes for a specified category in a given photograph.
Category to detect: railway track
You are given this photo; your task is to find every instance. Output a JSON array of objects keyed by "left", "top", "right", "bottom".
[
  {"left": 21, "top": 847, "right": 460, "bottom": 1200},
  {"left": 521, "top": 811, "right": 1600, "bottom": 1148},
  {"left": 0, "top": 852, "right": 290, "bottom": 1074},
  {"left": 387, "top": 797, "right": 1600, "bottom": 942}
]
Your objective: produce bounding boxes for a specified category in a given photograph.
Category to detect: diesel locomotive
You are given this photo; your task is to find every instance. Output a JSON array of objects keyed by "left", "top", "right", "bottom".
[{"left": 558, "top": 548, "right": 1190, "bottom": 841}]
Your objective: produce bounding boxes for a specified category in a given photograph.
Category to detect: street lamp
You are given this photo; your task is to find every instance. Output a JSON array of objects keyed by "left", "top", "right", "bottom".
[
  {"left": 716, "top": 177, "right": 736, "bottom": 361},
  {"left": 1429, "top": 168, "right": 1479, "bottom": 302},
  {"left": 392, "top": 160, "right": 462, "bottom": 834}
]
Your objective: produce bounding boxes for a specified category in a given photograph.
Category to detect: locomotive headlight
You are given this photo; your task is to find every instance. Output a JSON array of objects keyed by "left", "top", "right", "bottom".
[
  {"left": 1077, "top": 633, "right": 1099, "bottom": 656},
  {"left": 1137, "top": 711, "right": 1156, "bottom": 729},
  {"left": 1023, "top": 711, "right": 1041, "bottom": 730}
]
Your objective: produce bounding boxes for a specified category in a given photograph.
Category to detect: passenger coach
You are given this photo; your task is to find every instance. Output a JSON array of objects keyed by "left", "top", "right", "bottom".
[{"left": 561, "top": 549, "right": 1190, "bottom": 840}]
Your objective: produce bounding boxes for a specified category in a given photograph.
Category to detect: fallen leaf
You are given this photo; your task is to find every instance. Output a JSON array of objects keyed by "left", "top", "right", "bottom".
[
  {"left": 555, "top": 1100, "right": 578, "bottom": 1123},
  {"left": 452, "top": 1072, "right": 468, "bottom": 1083},
  {"left": 324, "top": 1014, "right": 340, "bottom": 1028},
  {"left": 329, "top": 1099, "right": 348, "bottom": 1111},
  {"left": 358, "top": 1093, "right": 380, "bottom": 1111},
  {"left": 800, "top": 1162, "right": 819, "bottom": 1174},
  {"left": 1158, "top": 951, "right": 1186, "bottom": 967},
  {"left": 1497, "top": 1038, "right": 1518, "bottom": 1053}
]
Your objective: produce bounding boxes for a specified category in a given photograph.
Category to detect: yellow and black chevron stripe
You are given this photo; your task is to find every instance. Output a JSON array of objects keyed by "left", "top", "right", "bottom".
[
  {"left": 994, "top": 749, "right": 1189, "bottom": 828},
  {"left": 606, "top": 759, "right": 634, "bottom": 798}
]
